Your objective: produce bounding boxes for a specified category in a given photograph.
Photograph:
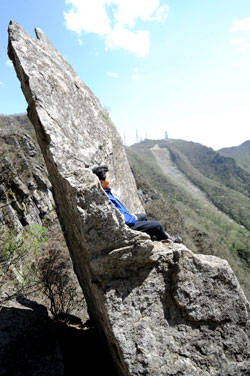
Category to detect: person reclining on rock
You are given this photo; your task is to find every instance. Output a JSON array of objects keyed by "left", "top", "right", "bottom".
[{"left": 92, "top": 165, "right": 182, "bottom": 243}]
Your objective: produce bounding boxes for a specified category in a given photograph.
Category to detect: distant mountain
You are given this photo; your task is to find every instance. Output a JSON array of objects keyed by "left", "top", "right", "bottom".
[
  {"left": 126, "top": 138, "right": 250, "bottom": 299},
  {"left": 218, "top": 140, "right": 250, "bottom": 173}
]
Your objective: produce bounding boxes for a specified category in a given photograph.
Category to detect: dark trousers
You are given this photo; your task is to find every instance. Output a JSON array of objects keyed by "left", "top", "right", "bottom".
[{"left": 128, "top": 213, "right": 169, "bottom": 240}]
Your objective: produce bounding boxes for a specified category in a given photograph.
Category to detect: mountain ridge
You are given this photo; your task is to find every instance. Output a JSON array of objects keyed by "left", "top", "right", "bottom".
[
  {"left": 219, "top": 140, "right": 250, "bottom": 173},
  {"left": 126, "top": 138, "right": 250, "bottom": 299}
]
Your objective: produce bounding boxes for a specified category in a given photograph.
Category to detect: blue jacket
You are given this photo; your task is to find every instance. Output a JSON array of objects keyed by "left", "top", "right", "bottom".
[{"left": 104, "top": 189, "right": 136, "bottom": 225}]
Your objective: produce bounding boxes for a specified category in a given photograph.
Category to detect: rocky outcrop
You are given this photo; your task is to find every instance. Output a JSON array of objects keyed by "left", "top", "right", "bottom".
[
  {"left": 0, "top": 119, "right": 56, "bottom": 230},
  {"left": 8, "top": 21, "right": 250, "bottom": 375},
  {"left": 100, "top": 244, "right": 250, "bottom": 375}
]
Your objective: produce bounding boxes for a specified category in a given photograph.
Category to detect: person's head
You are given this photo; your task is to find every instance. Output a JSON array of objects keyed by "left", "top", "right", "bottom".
[{"left": 92, "top": 165, "right": 111, "bottom": 189}]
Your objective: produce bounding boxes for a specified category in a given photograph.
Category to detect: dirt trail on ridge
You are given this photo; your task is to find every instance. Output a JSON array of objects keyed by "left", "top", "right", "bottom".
[{"left": 150, "top": 144, "right": 234, "bottom": 221}]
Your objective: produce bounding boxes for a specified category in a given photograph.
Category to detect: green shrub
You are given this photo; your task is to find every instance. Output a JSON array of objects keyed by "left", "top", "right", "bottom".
[{"left": 0, "top": 224, "right": 83, "bottom": 321}]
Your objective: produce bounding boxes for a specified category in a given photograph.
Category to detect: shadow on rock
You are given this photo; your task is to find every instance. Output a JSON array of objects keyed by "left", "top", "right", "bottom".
[
  {"left": 54, "top": 319, "right": 117, "bottom": 376},
  {"left": 0, "top": 296, "right": 117, "bottom": 376}
]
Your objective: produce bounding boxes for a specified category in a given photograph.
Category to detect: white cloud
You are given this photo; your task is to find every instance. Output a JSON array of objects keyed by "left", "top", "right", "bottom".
[
  {"left": 230, "top": 17, "right": 250, "bottom": 32},
  {"left": 64, "top": 0, "right": 169, "bottom": 56},
  {"left": 150, "top": 4, "right": 169, "bottom": 23},
  {"left": 64, "top": 0, "right": 111, "bottom": 35},
  {"left": 0, "top": 81, "right": 3, "bottom": 86},
  {"left": 108, "top": 71, "right": 119, "bottom": 78},
  {"left": 230, "top": 37, "right": 250, "bottom": 53},
  {"left": 111, "top": 0, "right": 168, "bottom": 27},
  {"left": 105, "top": 25, "right": 150, "bottom": 56},
  {"left": 230, "top": 17, "right": 250, "bottom": 57}
]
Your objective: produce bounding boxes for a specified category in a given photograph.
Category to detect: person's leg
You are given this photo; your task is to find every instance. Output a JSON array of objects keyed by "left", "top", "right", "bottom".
[
  {"left": 135, "top": 213, "right": 148, "bottom": 221},
  {"left": 129, "top": 220, "right": 169, "bottom": 240}
]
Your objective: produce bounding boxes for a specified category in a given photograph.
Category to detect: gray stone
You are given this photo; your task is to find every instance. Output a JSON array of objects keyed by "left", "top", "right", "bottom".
[
  {"left": 8, "top": 21, "right": 250, "bottom": 375},
  {"left": 0, "top": 131, "right": 56, "bottom": 229}
]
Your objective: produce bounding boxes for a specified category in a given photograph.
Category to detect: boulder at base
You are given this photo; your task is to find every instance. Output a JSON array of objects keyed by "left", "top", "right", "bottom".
[{"left": 8, "top": 21, "right": 250, "bottom": 375}]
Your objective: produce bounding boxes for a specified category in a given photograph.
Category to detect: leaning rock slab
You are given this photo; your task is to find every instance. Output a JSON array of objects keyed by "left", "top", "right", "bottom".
[{"left": 8, "top": 21, "right": 250, "bottom": 375}]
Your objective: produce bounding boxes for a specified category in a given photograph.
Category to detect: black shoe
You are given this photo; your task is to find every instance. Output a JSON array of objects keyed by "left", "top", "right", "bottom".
[
  {"left": 165, "top": 236, "right": 182, "bottom": 243},
  {"left": 173, "top": 236, "right": 182, "bottom": 243}
]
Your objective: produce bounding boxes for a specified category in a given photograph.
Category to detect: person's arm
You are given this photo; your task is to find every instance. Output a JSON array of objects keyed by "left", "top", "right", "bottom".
[{"left": 106, "top": 193, "right": 136, "bottom": 225}]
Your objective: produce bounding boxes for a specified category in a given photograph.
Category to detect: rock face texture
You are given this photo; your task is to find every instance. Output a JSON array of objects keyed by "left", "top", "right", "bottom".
[
  {"left": 0, "top": 118, "right": 56, "bottom": 230},
  {"left": 8, "top": 21, "right": 250, "bottom": 375}
]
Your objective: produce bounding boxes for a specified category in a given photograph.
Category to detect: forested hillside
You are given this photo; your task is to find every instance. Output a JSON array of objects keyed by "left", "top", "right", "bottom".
[
  {"left": 219, "top": 140, "right": 250, "bottom": 173},
  {"left": 126, "top": 139, "right": 250, "bottom": 299}
]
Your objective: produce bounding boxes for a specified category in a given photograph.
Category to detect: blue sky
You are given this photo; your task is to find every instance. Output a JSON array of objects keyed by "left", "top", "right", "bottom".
[{"left": 1, "top": 0, "right": 250, "bottom": 150}]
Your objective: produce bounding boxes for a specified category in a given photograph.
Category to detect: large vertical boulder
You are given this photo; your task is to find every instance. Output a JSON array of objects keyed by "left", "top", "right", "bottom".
[{"left": 8, "top": 21, "right": 250, "bottom": 375}]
